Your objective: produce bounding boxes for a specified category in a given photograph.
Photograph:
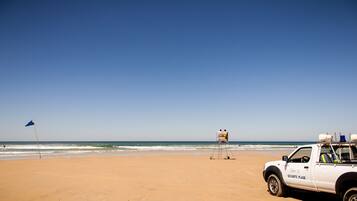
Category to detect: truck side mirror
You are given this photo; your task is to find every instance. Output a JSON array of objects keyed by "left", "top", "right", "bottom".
[{"left": 282, "top": 155, "right": 288, "bottom": 162}]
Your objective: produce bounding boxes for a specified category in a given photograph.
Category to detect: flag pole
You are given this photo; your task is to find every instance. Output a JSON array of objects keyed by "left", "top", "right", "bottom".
[{"left": 33, "top": 124, "right": 42, "bottom": 159}]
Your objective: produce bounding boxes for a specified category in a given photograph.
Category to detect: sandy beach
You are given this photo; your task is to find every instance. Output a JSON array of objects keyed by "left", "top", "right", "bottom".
[{"left": 0, "top": 150, "right": 338, "bottom": 201}]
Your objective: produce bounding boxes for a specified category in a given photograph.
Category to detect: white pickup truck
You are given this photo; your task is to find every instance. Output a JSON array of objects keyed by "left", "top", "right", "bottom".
[{"left": 263, "top": 142, "right": 357, "bottom": 201}]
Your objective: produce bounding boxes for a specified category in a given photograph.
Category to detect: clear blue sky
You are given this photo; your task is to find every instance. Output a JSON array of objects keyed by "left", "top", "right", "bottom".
[{"left": 1, "top": 0, "right": 357, "bottom": 141}]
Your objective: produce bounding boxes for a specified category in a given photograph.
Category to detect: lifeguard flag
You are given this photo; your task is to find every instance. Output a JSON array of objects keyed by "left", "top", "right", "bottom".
[{"left": 25, "top": 120, "right": 35, "bottom": 127}]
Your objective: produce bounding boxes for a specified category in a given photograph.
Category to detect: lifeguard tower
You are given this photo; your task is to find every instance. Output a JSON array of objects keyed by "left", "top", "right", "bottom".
[{"left": 210, "top": 129, "right": 232, "bottom": 160}]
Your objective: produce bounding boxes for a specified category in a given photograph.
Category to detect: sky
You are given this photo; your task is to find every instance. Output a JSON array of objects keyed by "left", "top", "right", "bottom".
[{"left": 0, "top": 0, "right": 357, "bottom": 141}]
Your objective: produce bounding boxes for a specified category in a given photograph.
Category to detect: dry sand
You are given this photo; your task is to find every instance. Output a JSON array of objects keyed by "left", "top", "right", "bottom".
[{"left": 0, "top": 151, "right": 331, "bottom": 201}]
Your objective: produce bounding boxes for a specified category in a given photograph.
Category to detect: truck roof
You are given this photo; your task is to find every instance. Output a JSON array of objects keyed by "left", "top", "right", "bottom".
[{"left": 299, "top": 143, "right": 357, "bottom": 147}]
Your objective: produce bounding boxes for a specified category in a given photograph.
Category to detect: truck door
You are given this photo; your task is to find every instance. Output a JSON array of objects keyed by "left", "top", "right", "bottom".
[{"left": 284, "top": 147, "right": 316, "bottom": 190}]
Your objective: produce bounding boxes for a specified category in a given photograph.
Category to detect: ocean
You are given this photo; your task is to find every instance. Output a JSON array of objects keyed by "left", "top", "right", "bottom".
[{"left": 0, "top": 141, "right": 313, "bottom": 159}]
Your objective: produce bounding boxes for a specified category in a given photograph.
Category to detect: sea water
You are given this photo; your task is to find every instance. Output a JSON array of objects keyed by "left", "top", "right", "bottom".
[{"left": 0, "top": 141, "right": 311, "bottom": 159}]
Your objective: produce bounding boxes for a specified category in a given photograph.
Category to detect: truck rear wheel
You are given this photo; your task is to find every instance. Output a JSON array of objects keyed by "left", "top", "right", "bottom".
[
  {"left": 343, "top": 187, "right": 357, "bottom": 201},
  {"left": 267, "top": 174, "right": 286, "bottom": 197}
]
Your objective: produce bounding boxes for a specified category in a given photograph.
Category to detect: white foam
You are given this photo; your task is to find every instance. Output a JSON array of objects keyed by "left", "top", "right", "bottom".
[
  {"left": 115, "top": 144, "right": 297, "bottom": 151},
  {"left": 0, "top": 143, "right": 297, "bottom": 159},
  {"left": 116, "top": 145, "right": 197, "bottom": 151},
  {"left": 3, "top": 144, "right": 103, "bottom": 150}
]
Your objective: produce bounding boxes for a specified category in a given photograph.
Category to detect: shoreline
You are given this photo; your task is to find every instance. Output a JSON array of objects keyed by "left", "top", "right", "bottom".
[{"left": 0, "top": 149, "right": 294, "bottom": 160}]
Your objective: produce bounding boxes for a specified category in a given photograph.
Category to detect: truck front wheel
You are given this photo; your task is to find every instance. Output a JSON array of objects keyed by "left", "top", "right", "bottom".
[
  {"left": 343, "top": 187, "right": 357, "bottom": 201},
  {"left": 267, "top": 174, "right": 286, "bottom": 197}
]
